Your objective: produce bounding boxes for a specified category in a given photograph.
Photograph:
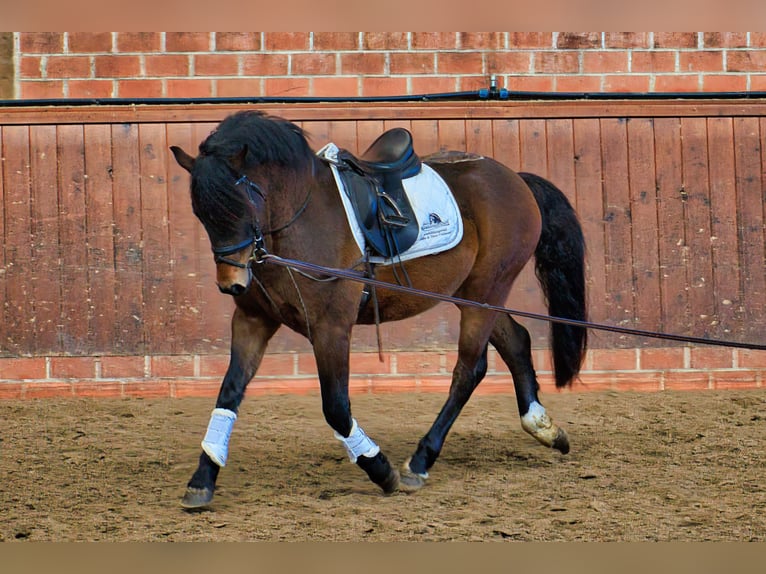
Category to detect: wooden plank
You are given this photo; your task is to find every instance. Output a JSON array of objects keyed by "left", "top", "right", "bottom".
[
  {"left": 110, "top": 122, "right": 145, "bottom": 353},
  {"left": 82, "top": 124, "right": 117, "bottom": 353},
  {"left": 465, "top": 119, "right": 494, "bottom": 157},
  {"left": 600, "top": 118, "right": 635, "bottom": 343},
  {"left": 57, "top": 124, "right": 90, "bottom": 354},
  {"left": 490, "top": 118, "right": 521, "bottom": 171},
  {"left": 409, "top": 119, "right": 439, "bottom": 157},
  {"left": 356, "top": 120, "right": 387, "bottom": 155},
  {"left": 4, "top": 100, "right": 766, "bottom": 127},
  {"left": 29, "top": 125, "right": 62, "bottom": 353},
  {"left": 733, "top": 117, "right": 765, "bottom": 342},
  {"left": 437, "top": 119, "right": 466, "bottom": 152},
  {"left": 626, "top": 118, "right": 662, "bottom": 338},
  {"left": 707, "top": 118, "right": 743, "bottom": 341},
  {"left": 138, "top": 123, "right": 173, "bottom": 354},
  {"left": 518, "top": 119, "right": 548, "bottom": 177},
  {"left": 1, "top": 126, "right": 35, "bottom": 355},
  {"left": 653, "top": 117, "right": 689, "bottom": 338},
  {"left": 680, "top": 117, "right": 715, "bottom": 340},
  {"left": 546, "top": 119, "right": 577, "bottom": 207},
  {"left": 573, "top": 118, "right": 607, "bottom": 330}
]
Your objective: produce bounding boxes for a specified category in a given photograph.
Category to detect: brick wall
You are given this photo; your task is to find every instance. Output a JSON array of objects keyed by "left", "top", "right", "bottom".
[{"left": 12, "top": 32, "right": 766, "bottom": 99}]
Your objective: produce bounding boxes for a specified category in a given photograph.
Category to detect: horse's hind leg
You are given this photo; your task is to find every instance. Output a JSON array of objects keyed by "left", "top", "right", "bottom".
[
  {"left": 181, "top": 309, "right": 280, "bottom": 509},
  {"left": 400, "top": 308, "right": 493, "bottom": 490},
  {"left": 312, "top": 326, "right": 400, "bottom": 494},
  {"left": 489, "top": 313, "right": 569, "bottom": 454}
]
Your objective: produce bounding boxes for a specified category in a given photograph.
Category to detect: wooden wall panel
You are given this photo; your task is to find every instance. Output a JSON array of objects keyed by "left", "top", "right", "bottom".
[{"left": 1, "top": 101, "right": 765, "bottom": 357}]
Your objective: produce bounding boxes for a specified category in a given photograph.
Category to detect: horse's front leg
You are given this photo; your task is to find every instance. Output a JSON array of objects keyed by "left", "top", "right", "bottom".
[
  {"left": 181, "top": 308, "right": 279, "bottom": 509},
  {"left": 313, "top": 326, "right": 399, "bottom": 494}
]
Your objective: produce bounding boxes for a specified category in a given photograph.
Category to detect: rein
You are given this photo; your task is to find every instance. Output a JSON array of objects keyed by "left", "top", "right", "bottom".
[{"left": 256, "top": 252, "right": 766, "bottom": 352}]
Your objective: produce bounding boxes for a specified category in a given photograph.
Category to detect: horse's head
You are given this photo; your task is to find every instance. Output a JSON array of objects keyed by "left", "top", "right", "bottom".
[{"left": 170, "top": 144, "right": 263, "bottom": 297}]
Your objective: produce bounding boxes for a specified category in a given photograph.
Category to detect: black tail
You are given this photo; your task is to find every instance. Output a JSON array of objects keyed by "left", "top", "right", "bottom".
[{"left": 519, "top": 172, "right": 588, "bottom": 388}]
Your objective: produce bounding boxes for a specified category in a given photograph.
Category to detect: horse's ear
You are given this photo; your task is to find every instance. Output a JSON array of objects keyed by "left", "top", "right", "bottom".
[
  {"left": 228, "top": 145, "right": 248, "bottom": 172},
  {"left": 170, "top": 146, "right": 195, "bottom": 173}
]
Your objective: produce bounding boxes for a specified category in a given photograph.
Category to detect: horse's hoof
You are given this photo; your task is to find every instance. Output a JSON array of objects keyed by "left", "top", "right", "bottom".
[
  {"left": 381, "top": 469, "right": 400, "bottom": 495},
  {"left": 398, "top": 458, "right": 428, "bottom": 492},
  {"left": 180, "top": 487, "right": 214, "bottom": 509},
  {"left": 552, "top": 428, "right": 570, "bottom": 455}
]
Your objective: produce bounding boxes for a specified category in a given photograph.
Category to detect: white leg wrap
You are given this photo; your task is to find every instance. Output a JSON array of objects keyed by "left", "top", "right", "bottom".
[
  {"left": 334, "top": 418, "right": 380, "bottom": 463},
  {"left": 201, "top": 408, "right": 237, "bottom": 467},
  {"left": 520, "top": 401, "right": 558, "bottom": 446}
]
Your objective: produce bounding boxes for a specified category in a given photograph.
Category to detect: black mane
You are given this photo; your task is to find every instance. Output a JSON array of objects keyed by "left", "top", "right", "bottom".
[{"left": 189, "top": 111, "right": 313, "bottom": 237}]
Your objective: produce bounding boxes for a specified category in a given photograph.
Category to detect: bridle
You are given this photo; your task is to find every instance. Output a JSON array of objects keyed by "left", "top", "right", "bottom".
[{"left": 210, "top": 174, "right": 312, "bottom": 269}]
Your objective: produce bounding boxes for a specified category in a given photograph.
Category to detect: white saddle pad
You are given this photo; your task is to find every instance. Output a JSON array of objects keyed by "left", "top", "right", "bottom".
[{"left": 317, "top": 142, "right": 464, "bottom": 265}]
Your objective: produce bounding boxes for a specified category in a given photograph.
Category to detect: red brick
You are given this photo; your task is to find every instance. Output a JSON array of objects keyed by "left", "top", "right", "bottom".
[
  {"left": 341, "top": 53, "right": 386, "bottom": 75},
  {"left": 604, "top": 33, "right": 650, "bottom": 49},
  {"left": 557, "top": 32, "right": 601, "bottom": 49},
  {"left": 589, "top": 348, "right": 637, "bottom": 371},
  {"left": 459, "top": 33, "right": 505, "bottom": 50},
  {"left": 362, "top": 33, "right": 408, "bottom": 50},
  {"left": 748, "top": 74, "right": 766, "bottom": 90},
  {"left": 20, "top": 80, "right": 65, "bottom": 98},
  {"left": 314, "top": 32, "right": 358, "bottom": 51},
  {"left": 101, "top": 356, "right": 145, "bottom": 378},
  {"left": 653, "top": 74, "right": 700, "bottom": 92},
  {"left": 412, "top": 33, "right": 458, "bottom": 50},
  {"left": 460, "top": 76, "right": 489, "bottom": 91},
  {"left": 264, "top": 78, "right": 310, "bottom": 96},
  {"left": 603, "top": 75, "right": 651, "bottom": 93},
  {"left": 216, "top": 32, "right": 261, "bottom": 52},
  {"left": 263, "top": 33, "right": 310, "bottom": 51},
  {"left": 311, "top": 77, "right": 359, "bottom": 97},
  {"left": 19, "top": 56, "right": 42, "bottom": 78},
  {"left": 679, "top": 51, "right": 724, "bottom": 72},
  {"left": 291, "top": 53, "right": 336, "bottom": 75},
  {"left": 68, "top": 32, "right": 113, "bottom": 53},
  {"left": 24, "top": 382, "right": 74, "bottom": 398},
  {"left": 73, "top": 381, "right": 123, "bottom": 398},
  {"left": 535, "top": 51, "right": 580, "bottom": 74},
  {"left": 20, "top": 32, "right": 64, "bottom": 54},
  {"left": 173, "top": 380, "right": 221, "bottom": 398},
  {"left": 116, "top": 32, "right": 162, "bottom": 52},
  {"left": 361, "top": 77, "right": 407, "bottom": 96},
  {"left": 703, "top": 33, "right": 748, "bottom": 48},
  {"left": 199, "top": 354, "right": 229, "bottom": 377},
  {"left": 370, "top": 376, "right": 419, "bottom": 394},
  {"left": 727, "top": 51, "right": 766, "bottom": 72},
  {"left": 256, "top": 353, "right": 296, "bottom": 377},
  {"left": 411, "top": 76, "right": 457, "bottom": 95},
  {"left": 117, "top": 79, "right": 164, "bottom": 98},
  {"left": 664, "top": 371, "right": 711, "bottom": 391},
  {"left": 508, "top": 33, "right": 552, "bottom": 49},
  {"left": 246, "top": 378, "right": 318, "bottom": 396},
  {"left": 68, "top": 80, "right": 113, "bottom": 98},
  {"left": 146, "top": 54, "right": 190, "bottom": 77},
  {"left": 612, "top": 372, "right": 662, "bottom": 392},
  {"left": 194, "top": 54, "right": 240, "bottom": 76},
  {"left": 486, "top": 52, "right": 531, "bottom": 74},
  {"left": 166, "top": 79, "right": 214, "bottom": 97},
  {"left": 94, "top": 55, "right": 141, "bottom": 78},
  {"left": 437, "top": 52, "right": 483, "bottom": 74},
  {"left": 750, "top": 33, "right": 766, "bottom": 47},
  {"left": 475, "top": 377, "right": 515, "bottom": 396},
  {"left": 217, "top": 78, "right": 263, "bottom": 97},
  {"left": 46, "top": 56, "right": 91, "bottom": 79},
  {"left": 0, "top": 357, "right": 46, "bottom": 379},
  {"left": 738, "top": 349, "right": 766, "bottom": 368},
  {"left": 632, "top": 51, "right": 676, "bottom": 73},
  {"left": 571, "top": 374, "right": 614, "bottom": 393},
  {"left": 241, "top": 54, "right": 289, "bottom": 76},
  {"left": 583, "top": 52, "right": 628, "bottom": 74},
  {"left": 418, "top": 376, "right": 452, "bottom": 392},
  {"left": 690, "top": 347, "right": 733, "bottom": 369},
  {"left": 702, "top": 75, "right": 747, "bottom": 92},
  {"left": 150, "top": 355, "right": 195, "bottom": 377},
  {"left": 555, "top": 75, "right": 602, "bottom": 92},
  {"left": 348, "top": 352, "right": 389, "bottom": 375},
  {"left": 166, "top": 33, "right": 211, "bottom": 52},
  {"left": 712, "top": 371, "right": 760, "bottom": 390},
  {"left": 123, "top": 381, "right": 171, "bottom": 398},
  {"left": 640, "top": 347, "right": 685, "bottom": 370},
  {"left": 50, "top": 357, "right": 96, "bottom": 379},
  {"left": 506, "top": 75, "right": 554, "bottom": 92},
  {"left": 654, "top": 33, "right": 699, "bottom": 49},
  {"left": 390, "top": 52, "right": 434, "bottom": 75},
  {"left": 0, "top": 383, "right": 23, "bottom": 399},
  {"left": 395, "top": 352, "right": 440, "bottom": 375}
]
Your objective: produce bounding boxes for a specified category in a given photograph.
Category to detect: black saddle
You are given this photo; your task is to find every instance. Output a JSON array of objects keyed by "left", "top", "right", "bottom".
[{"left": 330, "top": 128, "right": 422, "bottom": 259}]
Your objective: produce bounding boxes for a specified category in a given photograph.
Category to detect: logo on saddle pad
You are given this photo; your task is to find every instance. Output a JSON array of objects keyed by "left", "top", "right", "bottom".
[{"left": 421, "top": 212, "right": 452, "bottom": 241}]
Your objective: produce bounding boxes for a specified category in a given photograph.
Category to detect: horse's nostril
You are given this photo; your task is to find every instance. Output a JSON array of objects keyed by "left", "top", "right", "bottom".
[{"left": 219, "top": 283, "right": 247, "bottom": 296}]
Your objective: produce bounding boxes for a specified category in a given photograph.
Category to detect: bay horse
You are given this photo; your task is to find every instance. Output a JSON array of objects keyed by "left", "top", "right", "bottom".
[{"left": 170, "top": 110, "right": 587, "bottom": 508}]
